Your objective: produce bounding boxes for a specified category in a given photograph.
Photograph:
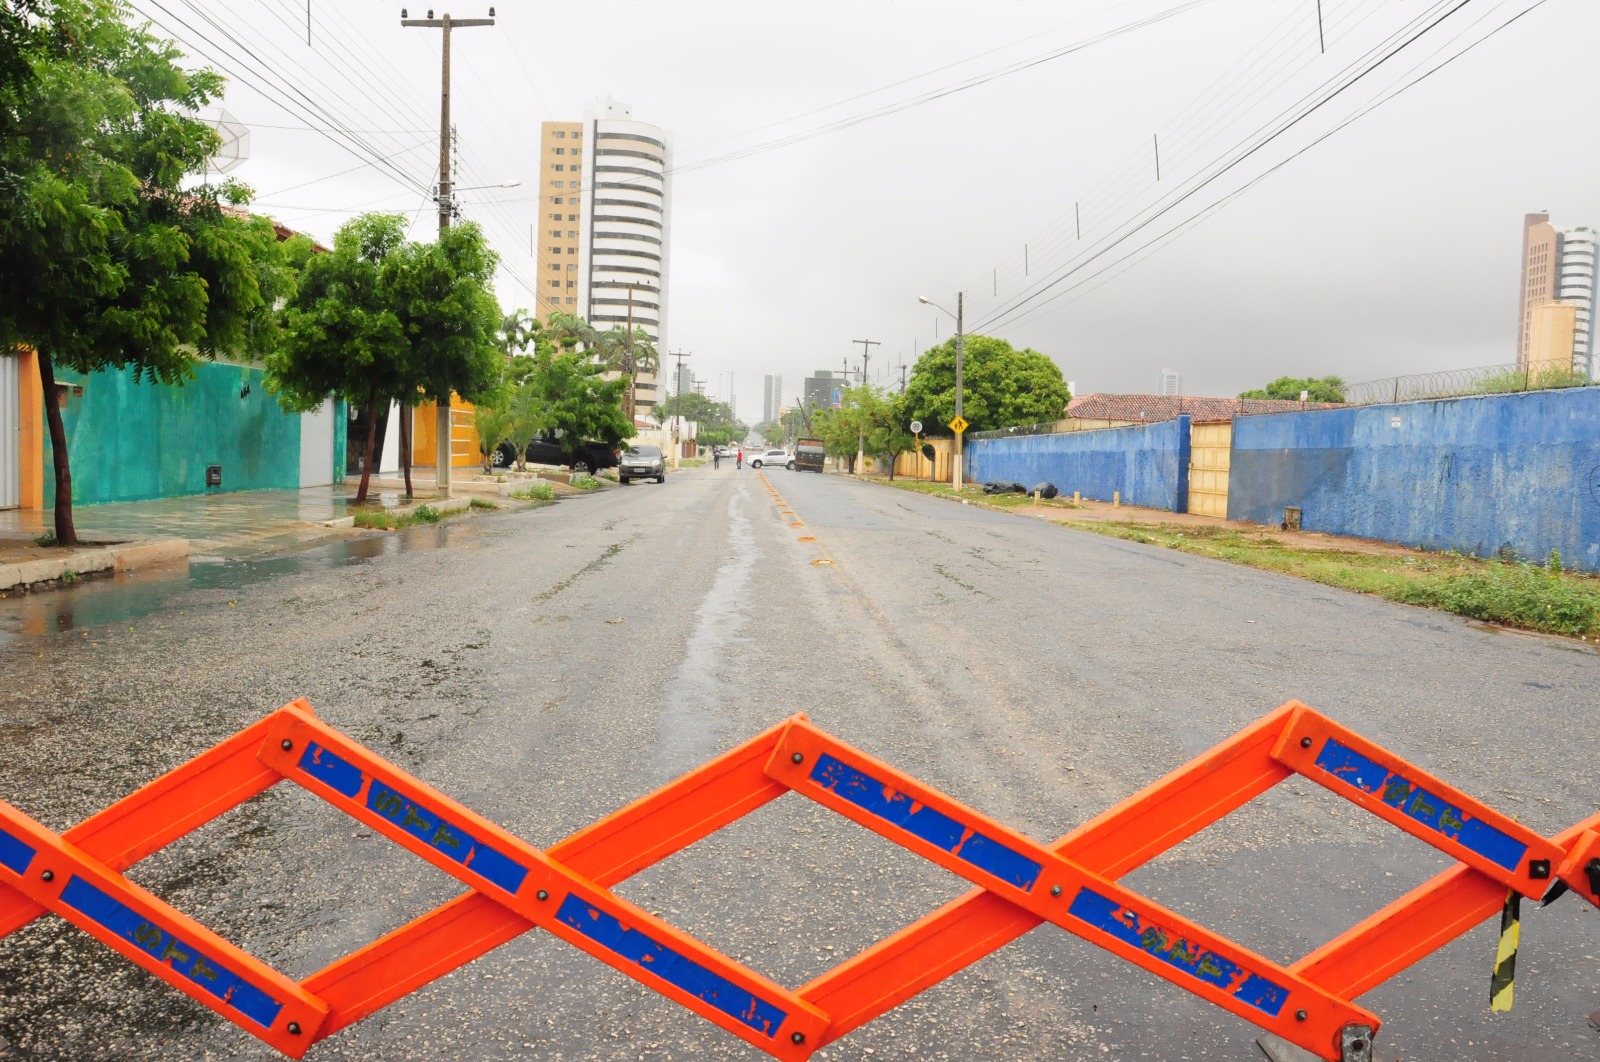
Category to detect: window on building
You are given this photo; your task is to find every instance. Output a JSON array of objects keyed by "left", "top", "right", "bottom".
[
  {"left": 549, "top": 280, "right": 559, "bottom": 288},
  {"left": 567, "top": 231, "right": 577, "bottom": 238},
  {"left": 551, "top": 180, "right": 563, "bottom": 188},
  {"left": 554, "top": 130, "right": 565, "bottom": 138},
  {"left": 566, "top": 247, "right": 576, "bottom": 256},
  {"left": 549, "top": 229, "right": 561, "bottom": 237},
  {"left": 550, "top": 247, "right": 561, "bottom": 254},
  {"left": 554, "top": 165, "right": 565, "bottom": 172},
  {"left": 573, "top": 131, "right": 582, "bottom": 139},
  {"left": 548, "top": 264, "right": 559, "bottom": 272},
  {"left": 555, "top": 147, "right": 565, "bottom": 155},
  {"left": 550, "top": 212, "right": 561, "bottom": 220},
  {"left": 565, "top": 297, "right": 575, "bottom": 304},
  {"left": 567, "top": 214, "right": 577, "bottom": 221},
  {"left": 567, "top": 264, "right": 577, "bottom": 271}
]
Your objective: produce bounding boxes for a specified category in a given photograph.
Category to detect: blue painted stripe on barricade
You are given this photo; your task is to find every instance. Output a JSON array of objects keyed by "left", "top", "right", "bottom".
[
  {"left": 58, "top": 876, "right": 285, "bottom": 1029},
  {"left": 1067, "top": 887, "right": 1289, "bottom": 1016},
  {"left": 1312, "top": 739, "right": 1526, "bottom": 871},
  {"left": 808, "top": 754, "right": 1043, "bottom": 891},
  {"left": 555, "top": 893, "right": 788, "bottom": 1038},
  {"left": 0, "top": 823, "right": 35, "bottom": 876},
  {"left": 299, "top": 742, "right": 530, "bottom": 895}
]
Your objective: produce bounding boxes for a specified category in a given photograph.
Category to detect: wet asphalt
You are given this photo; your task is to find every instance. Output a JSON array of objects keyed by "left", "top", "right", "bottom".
[{"left": 1, "top": 466, "right": 1598, "bottom": 1062}]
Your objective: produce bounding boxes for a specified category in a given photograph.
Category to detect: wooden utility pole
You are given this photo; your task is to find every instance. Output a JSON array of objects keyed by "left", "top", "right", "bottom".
[{"left": 401, "top": 8, "right": 494, "bottom": 498}]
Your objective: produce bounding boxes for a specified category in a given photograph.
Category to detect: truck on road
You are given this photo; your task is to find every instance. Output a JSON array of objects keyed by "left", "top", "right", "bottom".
[{"left": 795, "top": 438, "right": 826, "bottom": 473}]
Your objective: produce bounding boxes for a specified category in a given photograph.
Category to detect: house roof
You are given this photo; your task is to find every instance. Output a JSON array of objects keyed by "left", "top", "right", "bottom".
[{"left": 1066, "top": 393, "right": 1341, "bottom": 422}]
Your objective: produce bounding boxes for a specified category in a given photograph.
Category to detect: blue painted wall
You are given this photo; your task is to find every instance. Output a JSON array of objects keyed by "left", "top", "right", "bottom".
[
  {"left": 45, "top": 361, "right": 303, "bottom": 505},
  {"left": 1228, "top": 388, "right": 1600, "bottom": 571},
  {"left": 967, "top": 416, "right": 1191, "bottom": 511}
]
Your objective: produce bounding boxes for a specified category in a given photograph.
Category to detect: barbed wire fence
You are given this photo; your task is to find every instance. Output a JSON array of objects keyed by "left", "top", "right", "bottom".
[{"left": 1336, "top": 360, "right": 1597, "bottom": 407}]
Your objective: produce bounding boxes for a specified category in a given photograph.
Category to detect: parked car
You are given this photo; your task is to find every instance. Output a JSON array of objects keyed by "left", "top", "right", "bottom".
[
  {"left": 749, "top": 448, "right": 794, "bottom": 470},
  {"left": 492, "top": 435, "right": 618, "bottom": 474},
  {"left": 619, "top": 444, "right": 666, "bottom": 484}
]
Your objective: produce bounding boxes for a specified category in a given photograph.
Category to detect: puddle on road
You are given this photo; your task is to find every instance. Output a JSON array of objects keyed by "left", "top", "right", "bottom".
[
  {"left": 652, "top": 480, "right": 757, "bottom": 779},
  {"left": 0, "top": 523, "right": 471, "bottom": 646}
]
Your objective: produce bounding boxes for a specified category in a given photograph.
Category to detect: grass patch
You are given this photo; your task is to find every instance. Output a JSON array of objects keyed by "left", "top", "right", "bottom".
[
  {"left": 352, "top": 504, "right": 446, "bottom": 531},
  {"left": 1058, "top": 521, "right": 1600, "bottom": 640},
  {"left": 469, "top": 497, "right": 497, "bottom": 511},
  {"left": 33, "top": 532, "right": 57, "bottom": 547},
  {"left": 510, "top": 483, "right": 557, "bottom": 501},
  {"left": 569, "top": 473, "right": 602, "bottom": 490}
]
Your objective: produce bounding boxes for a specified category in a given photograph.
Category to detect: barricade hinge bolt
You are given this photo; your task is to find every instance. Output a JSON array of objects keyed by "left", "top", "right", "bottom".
[
  {"left": 536, "top": 889, "right": 549, "bottom": 901},
  {"left": 1295, "top": 1009, "right": 1307, "bottom": 1021},
  {"left": 1339, "top": 1024, "right": 1374, "bottom": 1062},
  {"left": 1529, "top": 859, "right": 1551, "bottom": 879},
  {"left": 1299, "top": 737, "right": 1312, "bottom": 748},
  {"left": 791, "top": 753, "right": 803, "bottom": 764},
  {"left": 40, "top": 870, "right": 53, "bottom": 882},
  {"left": 280, "top": 739, "right": 293, "bottom": 751},
  {"left": 790, "top": 1031, "right": 805, "bottom": 1045},
  {"left": 1585, "top": 858, "right": 1600, "bottom": 898},
  {"left": 287, "top": 1021, "right": 301, "bottom": 1035},
  {"left": 1050, "top": 885, "right": 1063, "bottom": 897}
]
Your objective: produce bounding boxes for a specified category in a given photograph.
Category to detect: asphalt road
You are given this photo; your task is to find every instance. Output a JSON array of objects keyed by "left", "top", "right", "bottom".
[{"left": 1, "top": 465, "right": 1598, "bottom": 1062}]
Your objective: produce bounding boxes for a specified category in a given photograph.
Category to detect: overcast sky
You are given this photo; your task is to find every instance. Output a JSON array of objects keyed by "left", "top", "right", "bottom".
[{"left": 143, "top": 0, "right": 1598, "bottom": 418}]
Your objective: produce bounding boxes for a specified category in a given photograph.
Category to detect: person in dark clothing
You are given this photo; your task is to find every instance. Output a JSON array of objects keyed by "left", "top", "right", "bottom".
[{"left": 713, "top": 448, "right": 721, "bottom": 469}]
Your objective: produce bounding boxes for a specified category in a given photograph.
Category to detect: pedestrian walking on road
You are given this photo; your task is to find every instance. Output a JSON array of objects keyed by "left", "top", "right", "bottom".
[
  {"left": 736, "top": 447, "right": 744, "bottom": 470},
  {"left": 713, "top": 448, "right": 721, "bottom": 470}
]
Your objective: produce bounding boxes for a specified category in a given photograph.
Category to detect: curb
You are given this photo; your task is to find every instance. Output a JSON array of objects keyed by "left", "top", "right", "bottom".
[{"left": 0, "top": 537, "right": 190, "bottom": 593}]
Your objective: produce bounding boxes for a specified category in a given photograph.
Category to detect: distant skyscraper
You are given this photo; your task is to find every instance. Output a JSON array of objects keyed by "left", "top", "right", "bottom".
[
  {"left": 1159, "top": 369, "right": 1182, "bottom": 396},
  {"left": 762, "top": 374, "right": 783, "bottom": 423},
  {"left": 536, "top": 97, "right": 673, "bottom": 417},
  {"left": 1517, "top": 212, "right": 1597, "bottom": 375}
]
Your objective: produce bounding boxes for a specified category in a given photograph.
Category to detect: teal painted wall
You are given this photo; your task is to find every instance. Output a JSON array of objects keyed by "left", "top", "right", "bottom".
[
  {"left": 331, "top": 400, "right": 348, "bottom": 485},
  {"left": 45, "top": 362, "right": 303, "bottom": 505}
]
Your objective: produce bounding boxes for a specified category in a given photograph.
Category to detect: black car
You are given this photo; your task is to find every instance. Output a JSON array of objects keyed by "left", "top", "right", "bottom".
[
  {"left": 619, "top": 444, "right": 666, "bottom": 484},
  {"left": 492, "top": 435, "right": 618, "bottom": 474}
]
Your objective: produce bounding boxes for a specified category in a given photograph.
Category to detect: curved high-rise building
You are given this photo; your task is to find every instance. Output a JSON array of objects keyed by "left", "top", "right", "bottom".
[{"left": 536, "top": 98, "right": 672, "bottom": 420}]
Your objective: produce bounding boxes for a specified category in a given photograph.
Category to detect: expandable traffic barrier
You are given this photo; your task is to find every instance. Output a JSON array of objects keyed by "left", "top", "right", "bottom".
[{"left": 1, "top": 700, "right": 1596, "bottom": 1060}]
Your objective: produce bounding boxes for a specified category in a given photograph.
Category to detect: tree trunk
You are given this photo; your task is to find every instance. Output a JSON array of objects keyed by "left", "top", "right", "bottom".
[
  {"left": 355, "top": 383, "right": 378, "bottom": 506},
  {"left": 398, "top": 401, "right": 414, "bottom": 499},
  {"left": 36, "top": 351, "right": 77, "bottom": 546}
]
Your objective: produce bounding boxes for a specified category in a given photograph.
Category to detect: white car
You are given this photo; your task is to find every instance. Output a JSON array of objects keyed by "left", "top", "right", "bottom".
[{"left": 749, "top": 448, "right": 795, "bottom": 470}]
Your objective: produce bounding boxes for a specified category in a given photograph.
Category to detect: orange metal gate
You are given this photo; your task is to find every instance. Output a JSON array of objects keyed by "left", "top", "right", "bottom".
[{"left": 2, "top": 699, "right": 1596, "bottom": 1060}]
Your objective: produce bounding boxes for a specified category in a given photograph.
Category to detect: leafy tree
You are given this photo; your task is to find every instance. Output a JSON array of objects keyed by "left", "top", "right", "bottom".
[
  {"left": 1238, "top": 375, "right": 1346, "bottom": 402},
  {"left": 523, "top": 349, "right": 630, "bottom": 467},
  {"left": 589, "top": 324, "right": 658, "bottom": 423},
  {"left": 902, "top": 336, "right": 1071, "bottom": 435},
  {"left": 268, "top": 213, "right": 410, "bottom": 504},
  {"left": 0, "top": 0, "right": 293, "bottom": 543},
  {"left": 391, "top": 221, "right": 504, "bottom": 492},
  {"left": 472, "top": 397, "right": 514, "bottom": 474}
]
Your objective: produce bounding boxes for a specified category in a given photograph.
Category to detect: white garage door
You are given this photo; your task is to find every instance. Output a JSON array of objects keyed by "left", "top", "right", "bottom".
[
  {"left": 0, "top": 356, "right": 19, "bottom": 510},
  {"left": 299, "top": 400, "right": 336, "bottom": 488}
]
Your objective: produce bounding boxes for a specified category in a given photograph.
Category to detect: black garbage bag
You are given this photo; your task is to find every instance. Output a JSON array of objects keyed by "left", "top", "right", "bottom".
[
  {"left": 983, "top": 480, "right": 1027, "bottom": 495},
  {"left": 1029, "top": 482, "right": 1059, "bottom": 499}
]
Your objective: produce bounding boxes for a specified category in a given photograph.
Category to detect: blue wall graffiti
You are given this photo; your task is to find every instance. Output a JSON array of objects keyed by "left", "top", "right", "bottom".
[
  {"left": 1228, "top": 388, "right": 1600, "bottom": 571},
  {"left": 966, "top": 417, "right": 1191, "bottom": 512}
]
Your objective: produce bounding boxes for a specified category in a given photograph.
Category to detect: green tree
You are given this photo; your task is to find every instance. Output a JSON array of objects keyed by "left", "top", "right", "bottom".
[
  {"left": 0, "top": 0, "right": 293, "bottom": 543},
  {"left": 589, "top": 324, "right": 658, "bottom": 423},
  {"left": 902, "top": 336, "right": 1071, "bottom": 435},
  {"left": 1238, "top": 375, "right": 1346, "bottom": 402},
  {"left": 524, "top": 350, "right": 631, "bottom": 468},
  {"left": 391, "top": 221, "right": 504, "bottom": 492},
  {"left": 268, "top": 213, "right": 410, "bottom": 505}
]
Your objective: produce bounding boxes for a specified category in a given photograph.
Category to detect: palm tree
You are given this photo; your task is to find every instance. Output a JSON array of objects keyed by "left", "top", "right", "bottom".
[{"left": 588, "top": 324, "right": 658, "bottom": 423}]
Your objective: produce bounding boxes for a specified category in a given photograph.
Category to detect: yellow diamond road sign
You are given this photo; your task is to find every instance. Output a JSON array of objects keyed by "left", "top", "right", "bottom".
[{"left": 948, "top": 415, "right": 968, "bottom": 434}]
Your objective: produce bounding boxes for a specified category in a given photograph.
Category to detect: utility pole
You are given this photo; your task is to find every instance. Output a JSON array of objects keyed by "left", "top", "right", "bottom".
[
  {"left": 669, "top": 349, "right": 690, "bottom": 469},
  {"left": 852, "top": 339, "right": 879, "bottom": 475},
  {"left": 402, "top": 7, "right": 494, "bottom": 499},
  {"left": 954, "top": 292, "right": 965, "bottom": 492}
]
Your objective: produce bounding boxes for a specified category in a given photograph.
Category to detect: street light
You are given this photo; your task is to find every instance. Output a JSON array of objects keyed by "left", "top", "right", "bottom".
[{"left": 918, "top": 293, "right": 965, "bottom": 492}]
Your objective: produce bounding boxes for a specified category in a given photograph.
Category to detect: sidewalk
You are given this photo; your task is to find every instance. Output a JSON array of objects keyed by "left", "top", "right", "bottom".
[{"left": 0, "top": 484, "right": 396, "bottom": 573}]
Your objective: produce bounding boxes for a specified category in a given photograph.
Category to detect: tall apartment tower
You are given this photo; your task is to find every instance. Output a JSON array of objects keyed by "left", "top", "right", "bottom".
[
  {"left": 1517, "top": 212, "right": 1598, "bottom": 375},
  {"left": 536, "top": 97, "right": 672, "bottom": 419},
  {"left": 762, "top": 374, "right": 783, "bottom": 423},
  {"left": 1159, "top": 368, "right": 1182, "bottom": 396}
]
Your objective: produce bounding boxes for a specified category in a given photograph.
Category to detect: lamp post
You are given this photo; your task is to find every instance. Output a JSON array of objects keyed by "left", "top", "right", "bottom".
[{"left": 918, "top": 293, "right": 965, "bottom": 491}]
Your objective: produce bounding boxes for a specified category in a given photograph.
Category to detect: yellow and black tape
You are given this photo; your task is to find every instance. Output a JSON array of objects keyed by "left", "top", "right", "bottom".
[{"left": 1489, "top": 888, "right": 1520, "bottom": 1012}]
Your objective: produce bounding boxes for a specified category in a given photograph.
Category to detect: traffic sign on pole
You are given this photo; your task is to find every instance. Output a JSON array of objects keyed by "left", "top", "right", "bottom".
[{"left": 948, "top": 415, "right": 968, "bottom": 435}]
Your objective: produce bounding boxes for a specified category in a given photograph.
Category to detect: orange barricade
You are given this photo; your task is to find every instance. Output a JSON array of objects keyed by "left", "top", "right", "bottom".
[{"left": 1, "top": 699, "right": 1596, "bottom": 1061}]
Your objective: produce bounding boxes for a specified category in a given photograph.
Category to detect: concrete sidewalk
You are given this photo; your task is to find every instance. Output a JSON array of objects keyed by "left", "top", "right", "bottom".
[{"left": 0, "top": 484, "right": 394, "bottom": 575}]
